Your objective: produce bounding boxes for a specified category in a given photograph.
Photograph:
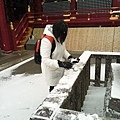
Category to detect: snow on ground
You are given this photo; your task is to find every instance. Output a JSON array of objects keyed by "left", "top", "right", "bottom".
[
  {"left": 82, "top": 84, "right": 106, "bottom": 117},
  {"left": 0, "top": 57, "right": 106, "bottom": 120},
  {"left": 111, "top": 63, "right": 120, "bottom": 99},
  {"left": 0, "top": 58, "right": 49, "bottom": 120}
]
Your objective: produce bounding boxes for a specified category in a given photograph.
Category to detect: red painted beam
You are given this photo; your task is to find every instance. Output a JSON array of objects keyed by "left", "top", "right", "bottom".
[
  {"left": 112, "top": 0, "right": 119, "bottom": 7},
  {"left": 0, "top": 0, "right": 12, "bottom": 52},
  {"left": 27, "top": 7, "right": 120, "bottom": 27},
  {"left": 70, "top": 0, "right": 77, "bottom": 11},
  {"left": 33, "top": 0, "right": 43, "bottom": 12}
]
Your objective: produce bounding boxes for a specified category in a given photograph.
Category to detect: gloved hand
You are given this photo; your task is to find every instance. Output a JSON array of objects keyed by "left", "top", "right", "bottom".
[
  {"left": 58, "top": 60, "right": 73, "bottom": 69},
  {"left": 68, "top": 55, "right": 80, "bottom": 63}
]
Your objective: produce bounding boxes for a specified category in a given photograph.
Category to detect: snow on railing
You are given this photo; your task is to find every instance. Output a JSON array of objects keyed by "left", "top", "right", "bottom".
[
  {"left": 29, "top": 51, "right": 93, "bottom": 120},
  {"left": 30, "top": 51, "right": 120, "bottom": 120}
]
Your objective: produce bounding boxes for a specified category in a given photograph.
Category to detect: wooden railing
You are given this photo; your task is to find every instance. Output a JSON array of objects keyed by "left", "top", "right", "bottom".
[
  {"left": 14, "top": 13, "right": 29, "bottom": 46},
  {"left": 28, "top": 7, "right": 120, "bottom": 27},
  {"left": 13, "top": 7, "right": 120, "bottom": 48},
  {"left": 30, "top": 51, "right": 120, "bottom": 120}
]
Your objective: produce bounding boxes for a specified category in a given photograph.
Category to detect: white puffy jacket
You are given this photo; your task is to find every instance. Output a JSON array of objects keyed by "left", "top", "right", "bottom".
[{"left": 40, "top": 25, "right": 70, "bottom": 86}]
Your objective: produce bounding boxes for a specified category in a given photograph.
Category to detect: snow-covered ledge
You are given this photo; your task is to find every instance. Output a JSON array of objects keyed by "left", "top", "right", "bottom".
[
  {"left": 30, "top": 51, "right": 120, "bottom": 120},
  {"left": 30, "top": 51, "right": 100, "bottom": 120},
  {"left": 104, "top": 63, "right": 120, "bottom": 119}
]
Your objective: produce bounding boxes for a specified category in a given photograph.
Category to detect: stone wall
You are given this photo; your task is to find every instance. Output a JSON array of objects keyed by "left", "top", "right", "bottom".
[
  {"left": 30, "top": 51, "right": 97, "bottom": 120},
  {"left": 104, "top": 63, "right": 120, "bottom": 119},
  {"left": 30, "top": 51, "right": 120, "bottom": 120}
]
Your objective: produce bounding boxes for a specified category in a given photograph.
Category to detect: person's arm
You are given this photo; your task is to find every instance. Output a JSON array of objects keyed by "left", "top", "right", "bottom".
[{"left": 41, "top": 38, "right": 73, "bottom": 69}]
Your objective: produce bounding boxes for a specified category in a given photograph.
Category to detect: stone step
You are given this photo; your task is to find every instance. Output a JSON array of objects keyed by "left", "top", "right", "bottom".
[{"left": 25, "top": 38, "right": 38, "bottom": 50}]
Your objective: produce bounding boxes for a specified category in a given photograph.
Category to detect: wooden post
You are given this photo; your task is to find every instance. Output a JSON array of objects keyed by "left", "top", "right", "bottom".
[
  {"left": 70, "top": 0, "right": 77, "bottom": 16},
  {"left": 105, "top": 58, "right": 112, "bottom": 87},
  {"left": 95, "top": 57, "right": 101, "bottom": 87},
  {"left": 0, "top": 0, "right": 12, "bottom": 52},
  {"left": 70, "top": 0, "right": 77, "bottom": 11},
  {"left": 117, "top": 57, "right": 120, "bottom": 63},
  {"left": 33, "top": 0, "right": 43, "bottom": 12},
  {"left": 10, "top": 22, "right": 17, "bottom": 51},
  {"left": 85, "top": 60, "right": 90, "bottom": 93},
  {"left": 112, "top": 0, "right": 119, "bottom": 7}
]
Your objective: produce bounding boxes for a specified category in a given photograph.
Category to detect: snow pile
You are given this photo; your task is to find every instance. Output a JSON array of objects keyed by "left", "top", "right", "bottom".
[
  {"left": 53, "top": 108, "right": 102, "bottom": 120},
  {"left": 0, "top": 57, "right": 49, "bottom": 120}
]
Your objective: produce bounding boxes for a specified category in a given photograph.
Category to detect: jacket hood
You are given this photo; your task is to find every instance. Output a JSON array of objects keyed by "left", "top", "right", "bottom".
[{"left": 43, "top": 25, "right": 54, "bottom": 37}]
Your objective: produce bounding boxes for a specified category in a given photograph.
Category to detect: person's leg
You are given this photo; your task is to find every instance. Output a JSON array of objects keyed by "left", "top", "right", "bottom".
[{"left": 49, "top": 86, "right": 54, "bottom": 92}]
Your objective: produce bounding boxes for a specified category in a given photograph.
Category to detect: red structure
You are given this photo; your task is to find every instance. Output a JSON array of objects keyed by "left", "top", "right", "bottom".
[
  {"left": 0, "top": 0, "right": 13, "bottom": 52},
  {"left": 0, "top": 0, "right": 120, "bottom": 53}
]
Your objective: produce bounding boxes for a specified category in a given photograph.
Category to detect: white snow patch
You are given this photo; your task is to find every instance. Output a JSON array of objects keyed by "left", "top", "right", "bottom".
[
  {"left": 0, "top": 58, "right": 49, "bottom": 120},
  {"left": 111, "top": 63, "right": 120, "bottom": 99}
]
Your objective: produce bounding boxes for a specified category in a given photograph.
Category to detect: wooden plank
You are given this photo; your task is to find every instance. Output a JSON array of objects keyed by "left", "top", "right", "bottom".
[
  {"left": 113, "top": 27, "right": 120, "bottom": 52},
  {"left": 33, "top": 28, "right": 44, "bottom": 39}
]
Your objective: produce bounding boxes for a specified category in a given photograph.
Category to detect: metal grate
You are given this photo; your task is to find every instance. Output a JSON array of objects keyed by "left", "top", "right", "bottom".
[
  {"left": 42, "top": 1, "right": 70, "bottom": 12},
  {"left": 77, "top": 0, "right": 112, "bottom": 10}
]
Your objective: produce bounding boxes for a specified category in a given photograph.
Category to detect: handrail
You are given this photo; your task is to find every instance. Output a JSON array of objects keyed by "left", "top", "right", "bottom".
[
  {"left": 14, "top": 13, "right": 29, "bottom": 46},
  {"left": 28, "top": 7, "right": 120, "bottom": 25},
  {"left": 28, "top": 7, "right": 120, "bottom": 16},
  {"left": 13, "top": 7, "right": 120, "bottom": 47}
]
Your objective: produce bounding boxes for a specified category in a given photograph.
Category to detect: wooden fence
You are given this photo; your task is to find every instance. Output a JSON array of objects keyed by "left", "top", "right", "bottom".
[
  {"left": 12, "top": 7, "right": 120, "bottom": 50},
  {"left": 33, "top": 27, "right": 120, "bottom": 52}
]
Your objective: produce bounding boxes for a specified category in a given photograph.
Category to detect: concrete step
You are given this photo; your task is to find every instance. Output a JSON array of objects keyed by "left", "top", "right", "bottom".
[{"left": 25, "top": 38, "right": 39, "bottom": 50}]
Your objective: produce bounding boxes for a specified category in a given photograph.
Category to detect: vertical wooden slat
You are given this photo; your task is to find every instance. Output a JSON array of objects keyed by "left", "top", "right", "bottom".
[
  {"left": 78, "top": 76, "right": 82, "bottom": 111},
  {"left": 81, "top": 72, "right": 84, "bottom": 107},
  {"left": 82, "top": 68, "right": 86, "bottom": 102},
  {"left": 95, "top": 57, "right": 101, "bottom": 86},
  {"left": 113, "top": 27, "right": 120, "bottom": 52},
  {"left": 70, "top": 0, "right": 76, "bottom": 11},
  {"left": 0, "top": 0, "right": 12, "bottom": 52},
  {"left": 74, "top": 77, "right": 81, "bottom": 111},
  {"left": 112, "top": 0, "right": 119, "bottom": 7},
  {"left": 85, "top": 59, "right": 90, "bottom": 93},
  {"left": 116, "top": 57, "right": 120, "bottom": 63},
  {"left": 105, "top": 58, "right": 112, "bottom": 87}
]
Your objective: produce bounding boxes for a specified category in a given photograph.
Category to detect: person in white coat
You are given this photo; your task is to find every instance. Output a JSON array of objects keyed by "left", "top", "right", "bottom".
[{"left": 40, "top": 20, "right": 79, "bottom": 92}]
